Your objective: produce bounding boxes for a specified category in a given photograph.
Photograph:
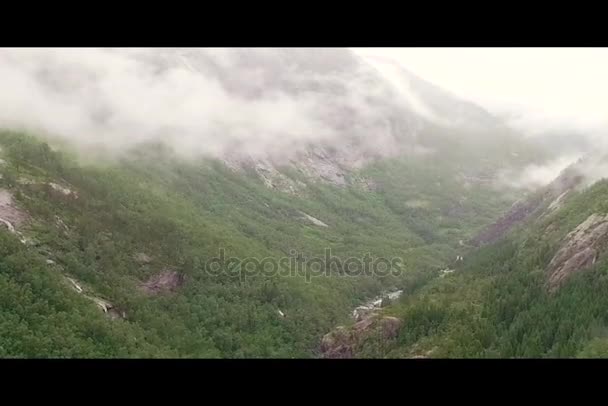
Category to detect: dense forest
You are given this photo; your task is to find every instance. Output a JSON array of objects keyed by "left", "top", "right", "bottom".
[
  {"left": 0, "top": 130, "right": 521, "bottom": 357},
  {"left": 2, "top": 47, "right": 606, "bottom": 360},
  {"left": 2, "top": 128, "right": 605, "bottom": 358},
  {"left": 356, "top": 180, "right": 608, "bottom": 358}
]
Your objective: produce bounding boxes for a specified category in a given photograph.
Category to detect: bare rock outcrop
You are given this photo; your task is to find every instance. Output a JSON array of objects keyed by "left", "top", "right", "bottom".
[
  {"left": 320, "top": 326, "right": 354, "bottom": 358},
  {"left": 547, "top": 213, "right": 608, "bottom": 291},
  {"left": 133, "top": 252, "right": 153, "bottom": 265},
  {"left": 65, "top": 276, "right": 126, "bottom": 319},
  {"left": 0, "top": 189, "right": 27, "bottom": 231},
  {"left": 139, "top": 270, "right": 185, "bottom": 295},
  {"left": 87, "top": 296, "right": 126, "bottom": 320},
  {"left": 472, "top": 165, "right": 583, "bottom": 247},
  {"left": 320, "top": 315, "right": 402, "bottom": 359},
  {"left": 299, "top": 211, "right": 329, "bottom": 228},
  {"left": 48, "top": 182, "right": 78, "bottom": 199},
  {"left": 379, "top": 316, "right": 402, "bottom": 340},
  {"left": 409, "top": 346, "right": 437, "bottom": 359},
  {"left": 0, "top": 189, "right": 29, "bottom": 244}
]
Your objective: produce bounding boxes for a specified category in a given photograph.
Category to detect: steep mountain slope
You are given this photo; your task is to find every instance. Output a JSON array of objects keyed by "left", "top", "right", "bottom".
[
  {"left": 471, "top": 159, "right": 586, "bottom": 247},
  {"left": 0, "top": 125, "right": 529, "bottom": 358},
  {"left": 0, "top": 48, "right": 548, "bottom": 358},
  {"left": 333, "top": 157, "right": 608, "bottom": 359},
  {"left": 14, "top": 47, "right": 540, "bottom": 192}
]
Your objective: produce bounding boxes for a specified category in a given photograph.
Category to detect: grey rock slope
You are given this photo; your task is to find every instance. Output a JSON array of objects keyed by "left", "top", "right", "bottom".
[{"left": 142, "top": 48, "right": 525, "bottom": 192}]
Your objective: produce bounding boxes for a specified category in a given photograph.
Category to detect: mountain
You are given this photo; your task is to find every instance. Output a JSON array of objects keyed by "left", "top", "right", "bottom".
[
  {"left": 24, "top": 47, "right": 538, "bottom": 189},
  {"left": 0, "top": 48, "right": 565, "bottom": 358},
  {"left": 322, "top": 153, "right": 608, "bottom": 358}
]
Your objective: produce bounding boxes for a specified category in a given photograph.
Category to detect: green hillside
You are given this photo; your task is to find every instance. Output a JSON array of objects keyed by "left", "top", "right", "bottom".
[
  {"left": 354, "top": 177, "right": 608, "bottom": 358},
  {"left": 0, "top": 130, "right": 522, "bottom": 358}
]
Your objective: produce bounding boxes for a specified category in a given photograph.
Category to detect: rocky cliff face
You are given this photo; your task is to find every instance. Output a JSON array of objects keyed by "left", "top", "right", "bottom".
[
  {"left": 471, "top": 160, "right": 586, "bottom": 247},
  {"left": 546, "top": 213, "right": 608, "bottom": 292},
  {"left": 320, "top": 315, "right": 402, "bottom": 359},
  {"left": 320, "top": 290, "right": 404, "bottom": 358},
  {"left": 139, "top": 270, "right": 185, "bottom": 295},
  {"left": 135, "top": 48, "right": 516, "bottom": 192}
]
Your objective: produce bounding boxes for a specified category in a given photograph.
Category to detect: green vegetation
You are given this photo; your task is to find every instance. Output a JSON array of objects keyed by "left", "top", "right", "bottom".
[
  {"left": 0, "top": 130, "right": 521, "bottom": 358},
  {"left": 357, "top": 180, "right": 608, "bottom": 358}
]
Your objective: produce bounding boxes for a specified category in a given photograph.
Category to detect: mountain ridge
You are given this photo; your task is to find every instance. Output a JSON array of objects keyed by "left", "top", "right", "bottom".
[{"left": 0, "top": 48, "right": 598, "bottom": 358}]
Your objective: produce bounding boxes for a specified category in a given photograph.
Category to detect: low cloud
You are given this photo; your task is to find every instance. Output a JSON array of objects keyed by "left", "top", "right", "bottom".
[
  {"left": 353, "top": 48, "right": 608, "bottom": 158},
  {"left": 496, "top": 154, "right": 583, "bottom": 190},
  {"left": 575, "top": 154, "right": 608, "bottom": 187},
  {"left": 0, "top": 48, "right": 415, "bottom": 161}
]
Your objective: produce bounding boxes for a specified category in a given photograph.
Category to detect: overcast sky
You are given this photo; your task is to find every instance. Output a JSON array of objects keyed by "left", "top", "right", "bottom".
[{"left": 352, "top": 48, "right": 608, "bottom": 136}]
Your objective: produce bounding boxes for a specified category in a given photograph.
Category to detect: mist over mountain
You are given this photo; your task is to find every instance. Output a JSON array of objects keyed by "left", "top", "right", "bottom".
[
  {"left": 0, "top": 49, "right": 526, "bottom": 161},
  {"left": 2, "top": 48, "right": 608, "bottom": 359},
  {"left": 0, "top": 48, "right": 417, "bottom": 160}
]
